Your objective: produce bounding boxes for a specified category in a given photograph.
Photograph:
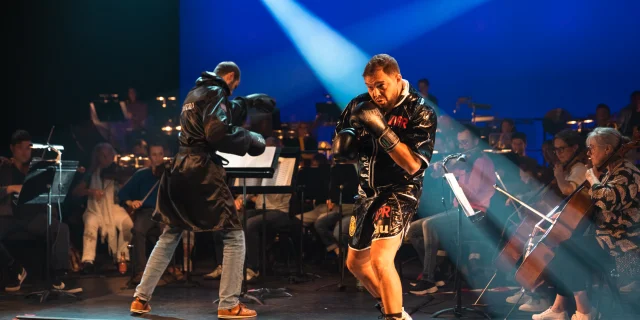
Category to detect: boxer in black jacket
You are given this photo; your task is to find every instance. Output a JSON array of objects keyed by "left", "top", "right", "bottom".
[
  {"left": 130, "top": 61, "right": 269, "bottom": 319},
  {"left": 333, "top": 54, "right": 436, "bottom": 320}
]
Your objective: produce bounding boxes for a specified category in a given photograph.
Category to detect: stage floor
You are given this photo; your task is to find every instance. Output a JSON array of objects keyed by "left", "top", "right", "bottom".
[{"left": 1, "top": 264, "right": 638, "bottom": 320}]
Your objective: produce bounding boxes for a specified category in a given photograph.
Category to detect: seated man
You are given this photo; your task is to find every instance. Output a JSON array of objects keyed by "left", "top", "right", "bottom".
[
  {"left": 294, "top": 154, "right": 330, "bottom": 226},
  {"left": 408, "top": 125, "right": 496, "bottom": 295},
  {"left": 0, "top": 130, "right": 71, "bottom": 291},
  {"left": 239, "top": 158, "right": 292, "bottom": 281},
  {"left": 118, "top": 142, "right": 165, "bottom": 283},
  {"left": 73, "top": 143, "right": 133, "bottom": 272}
]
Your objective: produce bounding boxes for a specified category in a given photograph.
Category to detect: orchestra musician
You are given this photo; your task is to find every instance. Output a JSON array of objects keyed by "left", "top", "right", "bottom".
[
  {"left": 532, "top": 127, "right": 640, "bottom": 320},
  {"left": 506, "top": 129, "right": 588, "bottom": 312}
]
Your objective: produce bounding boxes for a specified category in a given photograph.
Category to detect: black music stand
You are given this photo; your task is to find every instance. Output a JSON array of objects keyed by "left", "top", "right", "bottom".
[
  {"left": 217, "top": 147, "right": 294, "bottom": 305},
  {"left": 431, "top": 172, "right": 490, "bottom": 319},
  {"left": 19, "top": 157, "right": 81, "bottom": 303}
]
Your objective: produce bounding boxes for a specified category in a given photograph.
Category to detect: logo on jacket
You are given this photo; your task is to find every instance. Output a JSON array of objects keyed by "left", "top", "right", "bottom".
[
  {"left": 387, "top": 115, "right": 408, "bottom": 129},
  {"left": 374, "top": 205, "right": 391, "bottom": 221},
  {"left": 349, "top": 216, "right": 357, "bottom": 237}
]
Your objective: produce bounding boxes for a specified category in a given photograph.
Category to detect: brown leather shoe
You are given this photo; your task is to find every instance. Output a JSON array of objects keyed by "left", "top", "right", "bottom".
[
  {"left": 218, "top": 303, "right": 257, "bottom": 318},
  {"left": 130, "top": 297, "right": 151, "bottom": 314}
]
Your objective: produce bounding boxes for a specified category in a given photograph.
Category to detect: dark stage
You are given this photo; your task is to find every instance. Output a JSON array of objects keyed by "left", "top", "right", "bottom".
[{"left": 1, "top": 261, "right": 638, "bottom": 320}]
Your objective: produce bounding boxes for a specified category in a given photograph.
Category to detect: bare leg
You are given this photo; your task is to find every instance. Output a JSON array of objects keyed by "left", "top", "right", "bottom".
[
  {"left": 551, "top": 294, "right": 567, "bottom": 313},
  {"left": 346, "top": 248, "right": 381, "bottom": 299},
  {"left": 573, "top": 290, "right": 591, "bottom": 314},
  {"left": 371, "top": 235, "right": 404, "bottom": 316}
]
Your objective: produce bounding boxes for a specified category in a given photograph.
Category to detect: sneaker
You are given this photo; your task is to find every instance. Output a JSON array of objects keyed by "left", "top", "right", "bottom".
[
  {"left": 382, "top": 309, "right": 412, "bottom": 320},
  {"left": 520, "top": 298, "right": 551, "bottom": 313},
  {"left": 570, "top": 308, "right": 598, "bottom": 320},
  {"left": 5, "top": 265, "right": 27, "bottom": 292},
  {"left": 532, "top": 308, "right": 568, "bottom": 320},
  {"left": 409, "top": 280, "right": 438, "bottom": 295},
  {"left": 52, "top": 277, "right": 65, "bottom": 290},
  {"left": 130, "top": 297, "right": 151, "bottom": 314},
  {"left": 246, "top": 268, "right": 259, "bottom": 282},
  {"left": 218, "top": 303, "right": 257, "bottom": 319},
  {"left": 620, "top": 281, "right": 638, "bottom": 293},
  {"left": 82, "top": 261, "right": 95, "bottom": 274},
  {"left": 506, "top": 290, "right": 531, "bottom": 304},
  {"left": 204, "top": 265, "right": 223, "bottom": 280}
]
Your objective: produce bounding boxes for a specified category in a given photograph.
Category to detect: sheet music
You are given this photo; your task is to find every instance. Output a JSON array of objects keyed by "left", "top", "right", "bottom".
[
  {"left": 218, "top": 146, "right": 276, "bottom": 169},
  {"left": 444, "top": 173, "right": 476, "bottom": 219},
  {"left": 262, "top": 157, "right": 295, "bottom": 187}
]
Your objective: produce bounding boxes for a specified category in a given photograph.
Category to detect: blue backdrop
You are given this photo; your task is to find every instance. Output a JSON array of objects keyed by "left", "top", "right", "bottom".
[{"left": 180, "top": 0, "right": 639, "bottom": 123}]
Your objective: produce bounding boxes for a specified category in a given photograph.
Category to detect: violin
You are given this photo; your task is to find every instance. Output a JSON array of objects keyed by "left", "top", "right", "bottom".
[
  {"left": 493, "top": 148, "right": 588, "bottom": 273},
  {"left": 514, "top": 138, "right": 640, "bottom": 291}
]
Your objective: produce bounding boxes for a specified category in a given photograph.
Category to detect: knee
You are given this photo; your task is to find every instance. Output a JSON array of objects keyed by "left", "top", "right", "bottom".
[{"left": 371, "top": 256, "right": 395, "bottom": 276}]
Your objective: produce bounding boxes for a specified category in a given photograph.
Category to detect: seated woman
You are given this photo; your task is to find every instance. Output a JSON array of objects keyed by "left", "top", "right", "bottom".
[
  {"left": 73, "top": 143, "right": 133, "bottom": 272},
  {"left": 533, "top": 127, "right": 640, "bottom": 320}
]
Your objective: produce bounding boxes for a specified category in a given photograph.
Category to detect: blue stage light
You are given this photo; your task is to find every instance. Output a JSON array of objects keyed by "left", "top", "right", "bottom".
[{"left": 261, "top": 0, "right": 369, "bottom": 108}]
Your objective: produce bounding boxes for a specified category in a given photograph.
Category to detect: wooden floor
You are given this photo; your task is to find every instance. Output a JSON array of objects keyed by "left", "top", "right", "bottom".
[{"left": 1, "top": 262, "right": 638, "bottom": 319}]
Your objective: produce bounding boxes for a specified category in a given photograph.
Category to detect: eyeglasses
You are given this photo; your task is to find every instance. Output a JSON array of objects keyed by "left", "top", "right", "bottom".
[
  {"left": 458, "top": 139, "right": 471, "bottom": 146},
  {"left": 553, "top": 146, "right": 569, "bottom": 154}
]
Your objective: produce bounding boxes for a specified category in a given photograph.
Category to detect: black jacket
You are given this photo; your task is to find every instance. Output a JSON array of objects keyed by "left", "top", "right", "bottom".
[
  {"left": 335, "top": 83, "right": 437, "bottom": 198},
  {"left": 154, "top": 72, "right": 255, "bottom": 231}
]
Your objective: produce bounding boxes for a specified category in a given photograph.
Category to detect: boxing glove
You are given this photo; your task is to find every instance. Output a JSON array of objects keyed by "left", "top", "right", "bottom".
[
  {"left": 247, "top": 131, "right": 266, "bottom": 156},
  {"left": 244, "top": 93, "right": 276, "bottom": 112},
  {"left": 349, "top": 101, "right": 400, "bottom": 152},
  {"left": 332, "top": 128, "right": 359, "bottom": 161}
]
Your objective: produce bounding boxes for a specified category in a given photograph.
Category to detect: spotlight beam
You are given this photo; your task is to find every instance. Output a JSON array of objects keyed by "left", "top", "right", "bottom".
[{"left": 261, "top": 0, "right": 369, "bottom": 108}]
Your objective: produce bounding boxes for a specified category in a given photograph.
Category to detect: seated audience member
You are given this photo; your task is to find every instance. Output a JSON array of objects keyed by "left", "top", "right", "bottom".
[
  {"left": 295, "top": 154, "right": 331, "bottom": 226},
  {"left": 594, "top": 103, "right": 615, "bottom": 129},
  {"left": 0, "top": 130, "right": 71, "bottom": 291},
  {"left": 313, "top": 162, "right": 358, "bottom": 256},
  {"left": 73, "top": 143, "right": 133, "bottom": 273},
  {"left": 408, "top": 125, "right": 496, "bottom": 295},
  {"left": 118, "top": 142, "right": 165, "bottom": 283},
  {"left": 616, "top": 90, "right": 640, "bottom": 137},
  {"left": 417, "top": 78, "right": 438, "bottom": 106}
]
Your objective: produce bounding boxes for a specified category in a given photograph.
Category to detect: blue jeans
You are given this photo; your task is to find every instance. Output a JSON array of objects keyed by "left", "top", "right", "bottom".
[{"left": 134, "top": 227, "right": 246, "bottom": 310}]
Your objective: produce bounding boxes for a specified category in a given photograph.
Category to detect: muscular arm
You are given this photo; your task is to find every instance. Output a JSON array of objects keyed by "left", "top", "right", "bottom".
[{"left": 388, "top": 143, "right": 423, "bottom": 175}]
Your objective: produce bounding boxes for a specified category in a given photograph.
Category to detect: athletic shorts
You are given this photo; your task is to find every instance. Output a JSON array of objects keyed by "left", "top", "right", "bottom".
[{"left": 348, "top": 190, "right": 419, "bottom": 251}]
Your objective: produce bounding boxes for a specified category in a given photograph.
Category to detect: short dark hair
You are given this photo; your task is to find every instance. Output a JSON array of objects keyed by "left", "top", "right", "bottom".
[
  {"left": 11, "top": 130, "right": 31, "bottom": 145},
  {"left": 631, "top": 91, "right": 640, "bottom": 101},
  {"left": 596, "top": 103, "right": 610, "bottom": 114},
  {"left": 362, "top": 54, "right": 400, "bottom": 77},
  {"left": 418, "top": 78, "right": 430, "bottom": 86},
  {"left": 512, "top": 132, "right": 527, "bottom": 144},
  {"left": 214, "top": 61, "right": 241, "bottom": 81},
  {"left": 501, "top": 118, "right": 516, "bottom": 132},
  {"left": 460, "top": 124, "right": 482, "bottom": 139},
  {"left": 554, "top": 129, "right": 584, "bottom": 150}
]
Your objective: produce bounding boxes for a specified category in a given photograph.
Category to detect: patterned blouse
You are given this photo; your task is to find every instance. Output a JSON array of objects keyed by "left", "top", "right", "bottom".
[{"left": 590, "top": 159, "right": 640, "bottom": 256}]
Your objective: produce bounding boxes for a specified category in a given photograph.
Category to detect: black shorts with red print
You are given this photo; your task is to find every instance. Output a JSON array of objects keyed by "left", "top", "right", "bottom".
[{"left": 348, "top": 187, "right": 419, "bottom": 251}]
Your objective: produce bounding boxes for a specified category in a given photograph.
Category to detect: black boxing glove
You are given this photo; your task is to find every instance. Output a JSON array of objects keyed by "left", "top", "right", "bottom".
[
  {"left": 349, "top": 101, "right": 400, "bottom": 152},
  {"left": 332, "top": 128, "right": 359, "bottom": 161},
  {"left": 247, "top": 131, "right": 266, "bottom": 156},
  {"left": 244, "top": 93, "right": 276, "bottom": 112}
]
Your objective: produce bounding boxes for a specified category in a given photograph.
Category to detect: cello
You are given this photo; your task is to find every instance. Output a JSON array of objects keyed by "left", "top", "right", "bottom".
[
  {"left": 514, "top": 138, "right": 640, "bottom": 291},
  {"left": 493, "top": 149, "right": 588, "bottom": 273}
]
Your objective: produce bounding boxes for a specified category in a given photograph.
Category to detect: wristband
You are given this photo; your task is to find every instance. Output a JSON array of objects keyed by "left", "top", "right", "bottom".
[{"left": 378, "top": 127, "right": 400, "bottom": 152}]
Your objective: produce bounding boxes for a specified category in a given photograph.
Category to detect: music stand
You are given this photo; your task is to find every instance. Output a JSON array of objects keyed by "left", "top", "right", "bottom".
[
  {"left": 216, "top": 147, "right": 294, "bottom": 305},
  {"left": 19, "top": 152, "right": 80, "bottom": 303},
  {"left": 431, "top": 173, "right": 490, "bottom": 319}
]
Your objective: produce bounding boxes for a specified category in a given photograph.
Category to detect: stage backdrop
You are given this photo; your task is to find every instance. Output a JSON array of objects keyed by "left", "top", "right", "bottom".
[{"left": 180, "top": 0, "right": 639, "bottom": 124}]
